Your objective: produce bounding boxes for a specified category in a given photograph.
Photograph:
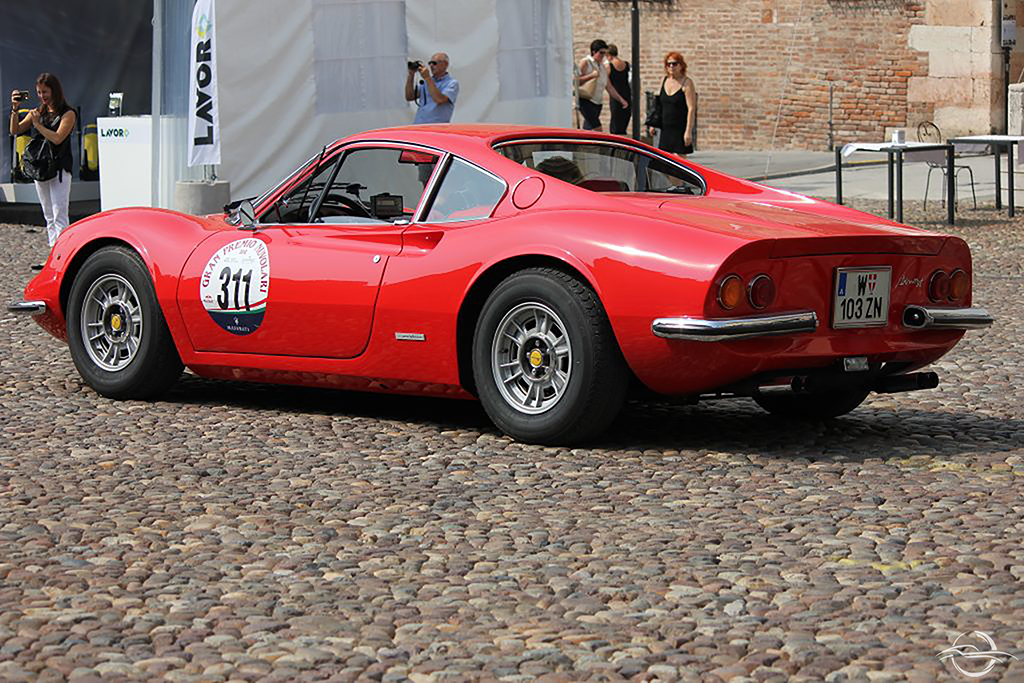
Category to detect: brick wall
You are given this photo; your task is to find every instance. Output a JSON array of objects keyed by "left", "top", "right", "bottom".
[{"left": 571, "top": 0, "right": 999, "bottom": 149}]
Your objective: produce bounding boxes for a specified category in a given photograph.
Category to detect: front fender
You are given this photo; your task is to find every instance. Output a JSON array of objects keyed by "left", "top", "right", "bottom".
[{"left": 25, "top": 208, "right": 227, "bottom": 351}]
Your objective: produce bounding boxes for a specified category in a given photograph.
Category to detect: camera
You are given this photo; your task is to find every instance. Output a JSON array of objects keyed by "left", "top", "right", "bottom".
[
  {"left": 407, "top": 60, "right": 422, "bottom": 71},
  {"left": 14, "top": 90, "right": 30, "bottom": 102}
]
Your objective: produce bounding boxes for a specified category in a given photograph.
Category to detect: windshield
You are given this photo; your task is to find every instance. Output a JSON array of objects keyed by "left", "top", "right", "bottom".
[{"left": 495, "top": 140, "right": 704, "bottom": 195}]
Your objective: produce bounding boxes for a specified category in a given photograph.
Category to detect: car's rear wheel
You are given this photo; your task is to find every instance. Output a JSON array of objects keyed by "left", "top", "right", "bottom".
[
  {"left": 472, "top": 268, "right": 628, "bottom": 444},
  {"left": 67, "top": 246, "right": 183, "bottom": 399},
  {"left": 752, "top": 389, "right": 869, "bottom": 419}
]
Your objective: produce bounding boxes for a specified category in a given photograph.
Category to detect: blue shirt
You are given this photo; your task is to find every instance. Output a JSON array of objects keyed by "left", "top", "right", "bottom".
[{"left": 413, "top": 73, "right": 459, "bottom": 124}]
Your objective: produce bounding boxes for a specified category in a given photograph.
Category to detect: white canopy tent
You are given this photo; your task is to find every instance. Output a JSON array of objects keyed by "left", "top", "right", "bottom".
[{"left": 152, "top": 0, "right": 574, "bottom": 207}]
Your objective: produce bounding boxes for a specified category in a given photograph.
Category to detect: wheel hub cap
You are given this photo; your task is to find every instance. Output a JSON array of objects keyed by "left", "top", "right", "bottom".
[
  {"left": 81, "top": 274, "right": 144, "bottom": 372},
  {"left": 492, "top": 302, "right": 572, "bottom": 415}
]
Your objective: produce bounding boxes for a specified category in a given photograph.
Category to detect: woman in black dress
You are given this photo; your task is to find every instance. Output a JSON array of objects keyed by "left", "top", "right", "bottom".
[
  {"left": 646, "top": 52, "right": 696, "bottom": 155},
  {"left": 607, "top": 44, "right": 631, "bottom": 135}
]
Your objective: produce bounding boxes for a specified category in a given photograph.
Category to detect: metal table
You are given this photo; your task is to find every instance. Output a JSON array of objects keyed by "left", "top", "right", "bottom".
[
  {"left": 835, "top": 141, "right": 955, "bottom": 225},
  {"left": 948, "top": 135, "right": 1024, "bottom": 217}
]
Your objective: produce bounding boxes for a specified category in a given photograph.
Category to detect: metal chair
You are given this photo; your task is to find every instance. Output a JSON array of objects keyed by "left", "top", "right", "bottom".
[{"left": 917, "top": 121, "right": 977, "bottom": 209}]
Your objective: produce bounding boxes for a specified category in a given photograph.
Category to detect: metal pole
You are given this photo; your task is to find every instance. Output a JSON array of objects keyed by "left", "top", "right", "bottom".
[
  {"left": 1009, "top": 141, "right": 1016, "bottom": 218},
  {"left": 1005, "top": 46, "right": 1011, "bottom": 134},
  {"left": 631, "top": 0, "right": 641, "bottom": 140},
  {"left": 995, "top": 145, "right": 1002, "bottom": 210},
  {"left": 886, "top": 151, "right": 894, "bottom": 219},
  {"left": 151, "top": 0, "right": 163, "bottom": 208},
  {"left": 896, "top": 149, "right": 904, "bottom": 224},
  {"left": 834, "top": 148, "right": 842, "bottom": 204},
  {"left": 828, "top": 82, "right": 834, "bottom": 151},
  {"left": 946, "top": 144, "right": 955, "bottom": 225}
]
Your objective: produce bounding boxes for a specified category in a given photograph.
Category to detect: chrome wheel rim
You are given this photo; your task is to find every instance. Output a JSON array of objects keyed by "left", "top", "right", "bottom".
[
  {"left": 491, "top": 302, "right": 572, "bottom": 415},
  {"left": 80, "top": 274, "right": 144, "bottom": 372}
]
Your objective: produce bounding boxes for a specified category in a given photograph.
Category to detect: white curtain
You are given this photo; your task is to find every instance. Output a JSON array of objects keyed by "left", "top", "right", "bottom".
[
  {"left": 312, "top": 0, "right": 408, "bottom": 114},
  {"left": 153, "top": 0, "right": 202, "bottom": 208},
  {"left": 214, "top": 0, "right": 573, "bottom": 199},
  {"left": 496, "top": 0, "right": 560, "bottom": 101}
]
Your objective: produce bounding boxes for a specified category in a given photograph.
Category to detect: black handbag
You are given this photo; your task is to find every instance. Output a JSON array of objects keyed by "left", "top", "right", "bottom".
[
  {"left": 21, "top": 135, "right": 60, "bottom": 182},
  {"left": 644, "top": 77, "right": 665, "bottom": 129},
  {"left": 644, "top": 107, "right": 662, "bottom": 129}
]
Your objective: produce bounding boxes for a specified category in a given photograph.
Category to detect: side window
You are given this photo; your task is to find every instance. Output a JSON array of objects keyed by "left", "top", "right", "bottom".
[
  {"left": 262, "top": 153, "right": 341, "bottom": 224},
  {"left": 263, "top": 147, "right": 438, "bottom": 224},
  {"left": 323, "top": 148, "right": 437, "bottom": 222},
  {"left": 425, "top": 158, "right": 506, "bottom": 222}
]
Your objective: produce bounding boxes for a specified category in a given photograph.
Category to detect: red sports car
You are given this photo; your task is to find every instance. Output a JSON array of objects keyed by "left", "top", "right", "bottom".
[{"left": 10, "top": 125, "right": 992, "bottom": 444}]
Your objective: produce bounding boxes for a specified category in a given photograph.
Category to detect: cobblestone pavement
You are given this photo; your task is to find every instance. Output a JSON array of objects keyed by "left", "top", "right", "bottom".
[{"left": 1, "top": 201, "right": 1022, "bottom": 682}]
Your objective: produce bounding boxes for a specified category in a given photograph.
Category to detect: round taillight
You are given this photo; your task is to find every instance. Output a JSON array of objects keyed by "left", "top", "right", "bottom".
[
  {"left": 748, "top": 274, "right": 776, "bottom": 309},
  {"left": 928, "top": 270, "right": 950, "bottom": 302},
  {"left": 949, "top": 269, "right": 969, "bottom": 302},
  {"left": 718, "top": 275, "right": 743, "bottom": 310}
]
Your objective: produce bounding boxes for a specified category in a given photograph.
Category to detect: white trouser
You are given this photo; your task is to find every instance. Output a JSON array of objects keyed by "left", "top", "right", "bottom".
[{"left": 34, "top": 171, "right": 71, "bottom": 247}]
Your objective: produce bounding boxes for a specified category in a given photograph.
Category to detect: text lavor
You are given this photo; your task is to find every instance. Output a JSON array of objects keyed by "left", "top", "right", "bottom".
[{"left": 193, "top": 38, "right": 214, "bottom": 146}]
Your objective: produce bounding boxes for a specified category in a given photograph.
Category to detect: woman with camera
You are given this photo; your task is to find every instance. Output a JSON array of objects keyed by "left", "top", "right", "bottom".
[{"left": 9, "top": 73, "right": 76, "bottom": 248}]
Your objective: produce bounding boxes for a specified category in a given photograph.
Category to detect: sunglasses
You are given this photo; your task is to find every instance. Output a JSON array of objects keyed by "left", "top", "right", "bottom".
[
  {"left": 428, "top": 60, "right": 439, "bottom": 66},
  {"left": 666, "top": 61, "right": 680, "bottom": 66}
]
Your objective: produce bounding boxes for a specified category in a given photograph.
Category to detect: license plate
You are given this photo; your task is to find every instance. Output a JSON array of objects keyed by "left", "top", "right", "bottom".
[{"left": 832, "top": 267, "right": 891, "bottom": 328}]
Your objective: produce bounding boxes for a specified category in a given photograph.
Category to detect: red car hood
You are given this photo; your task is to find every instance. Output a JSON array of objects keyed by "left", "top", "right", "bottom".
[{"left": 615, "top": 194, "right": 947, "bottom": 257}]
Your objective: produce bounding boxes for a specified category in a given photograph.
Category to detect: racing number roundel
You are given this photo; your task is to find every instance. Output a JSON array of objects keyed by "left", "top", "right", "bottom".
[{"left": 199, "top": 238, "right": 270, "bottom": 335}]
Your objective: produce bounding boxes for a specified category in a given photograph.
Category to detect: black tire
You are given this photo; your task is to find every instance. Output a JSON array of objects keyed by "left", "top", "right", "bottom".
[
  {"left": 472, "top": 268, "right": 628, "bottom": 444},
  {"left": 66, "top": 246, "right": 183, "bottom": 399},
  {"left": 752, "top": 389, "right": 869, "bottom": 419}
]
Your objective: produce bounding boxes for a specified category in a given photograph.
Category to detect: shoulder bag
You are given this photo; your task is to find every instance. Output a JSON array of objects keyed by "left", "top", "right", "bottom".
[
  {"left": 21, "top": 135, "right": 61, "bottom": 182},
  {"left": 578, "top": 59, "right": 599, "bottom": 101}
]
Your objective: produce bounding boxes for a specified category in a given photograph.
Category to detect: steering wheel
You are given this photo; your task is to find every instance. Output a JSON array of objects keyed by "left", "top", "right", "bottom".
[{"left": 321, "top": 193, "right": 373, "bottom": 219}]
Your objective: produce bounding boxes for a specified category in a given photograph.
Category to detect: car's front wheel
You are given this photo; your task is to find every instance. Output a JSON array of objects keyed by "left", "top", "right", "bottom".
[
  {"left": 66, "top": 246, "right": 183, "bottom": 399},
  {"left": 752, "top": 388, "right": 869, "bottom": 419},
  {"left": 472, "top": 268, "right": 628, "bottom": 444}
]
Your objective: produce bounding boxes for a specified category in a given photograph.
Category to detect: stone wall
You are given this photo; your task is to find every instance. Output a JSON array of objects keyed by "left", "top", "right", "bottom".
[
  {"left": 571, "top": 0, "right": 1004, "bottom": 148},
  {"left": 908, "top": 1, "right": 998, "bottom": 135}
]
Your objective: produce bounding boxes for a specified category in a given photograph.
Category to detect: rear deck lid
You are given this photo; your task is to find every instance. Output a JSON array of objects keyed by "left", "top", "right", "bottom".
[{"left": 653, "top": 196, "right": 946, "bottom": 257}]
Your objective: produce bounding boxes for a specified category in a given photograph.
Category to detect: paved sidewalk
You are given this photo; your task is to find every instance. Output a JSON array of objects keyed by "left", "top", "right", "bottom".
[
  {"left": 691, "top": 148, "right": 1015, "bottom": 207},
  {"left": 2, "top": 199, "right": 1022, "bottom": 681}
]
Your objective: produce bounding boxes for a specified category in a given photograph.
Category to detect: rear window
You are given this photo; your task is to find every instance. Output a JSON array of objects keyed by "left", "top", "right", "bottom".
[
  {"left": 495, "top": 140, "right": 704, "bottom": 195},
  {"left": 425, "top": 158, "right": 506, "bottom": 222}
]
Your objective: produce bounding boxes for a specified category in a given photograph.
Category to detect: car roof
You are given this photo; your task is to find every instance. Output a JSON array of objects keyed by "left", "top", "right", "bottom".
[{"left": 343, "top": 124, "right": 642, "bottom": 156}]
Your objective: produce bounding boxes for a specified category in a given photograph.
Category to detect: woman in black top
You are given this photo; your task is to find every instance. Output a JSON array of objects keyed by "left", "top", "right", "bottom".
[
  {"left": 607, "top": 44, "right": 631, "bottom": 135},
  {"left": 9, "top": 73, "right": 76, "bottom": 248},
  {"left": 646, "top": 52, "right": 697, "bottom": 155}
]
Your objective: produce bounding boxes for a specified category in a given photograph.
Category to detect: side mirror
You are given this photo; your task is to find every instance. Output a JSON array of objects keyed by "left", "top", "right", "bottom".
[{"left": 238, "top": 200, "right": 256, "bottom": 229}]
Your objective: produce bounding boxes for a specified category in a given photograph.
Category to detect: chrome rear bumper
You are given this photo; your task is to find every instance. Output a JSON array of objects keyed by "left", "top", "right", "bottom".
[
  {"left": 7, "top": 301, "right": 47, "bottom": 315},
  {"left": 902, "top": 305, "right": 993, "bottom": 330},
  {"left": 652, "top": 310, "right": 818, "bottom": 342}
]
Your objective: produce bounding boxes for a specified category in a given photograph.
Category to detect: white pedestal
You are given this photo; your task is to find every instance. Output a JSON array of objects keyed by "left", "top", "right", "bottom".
[{"left": 97, "top": 116, "right": 152, "bottom": 210}]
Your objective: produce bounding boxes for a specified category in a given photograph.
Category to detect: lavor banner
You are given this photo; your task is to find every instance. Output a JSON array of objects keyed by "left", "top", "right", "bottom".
[{"left": 188, "top": 0, "right": 221, "bottom": 166}]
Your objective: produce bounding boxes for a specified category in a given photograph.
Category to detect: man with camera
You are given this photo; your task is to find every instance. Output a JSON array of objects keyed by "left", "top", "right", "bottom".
[{"left": 404, "top": 52, "right": 459, "bottom": 124}]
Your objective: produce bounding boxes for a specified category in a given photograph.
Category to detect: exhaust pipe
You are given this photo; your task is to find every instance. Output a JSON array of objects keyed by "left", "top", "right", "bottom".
[
  {"left": 873, "top": 371, "right": 939, "bottom": 394},
  {"left": 903, "top": 305, "right": 994, "bottom": 330},
  {"left": 786, "top": 370, "right": 940, "bottom": 396}
]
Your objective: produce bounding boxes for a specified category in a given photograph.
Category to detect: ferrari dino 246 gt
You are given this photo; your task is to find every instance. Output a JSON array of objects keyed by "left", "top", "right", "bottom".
[{"left": 11, "top": 125, "right": 993, "bottom": 443}]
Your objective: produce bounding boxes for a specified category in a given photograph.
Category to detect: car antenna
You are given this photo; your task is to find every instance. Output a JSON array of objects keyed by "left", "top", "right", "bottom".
[{"left": 298, "top": 145, "right": 328, "bottom": 222}]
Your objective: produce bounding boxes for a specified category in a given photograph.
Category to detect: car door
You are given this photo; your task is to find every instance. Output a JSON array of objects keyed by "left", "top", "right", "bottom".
[{"left": 177, "top": 144, "right": 441, "bottom": 358}]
